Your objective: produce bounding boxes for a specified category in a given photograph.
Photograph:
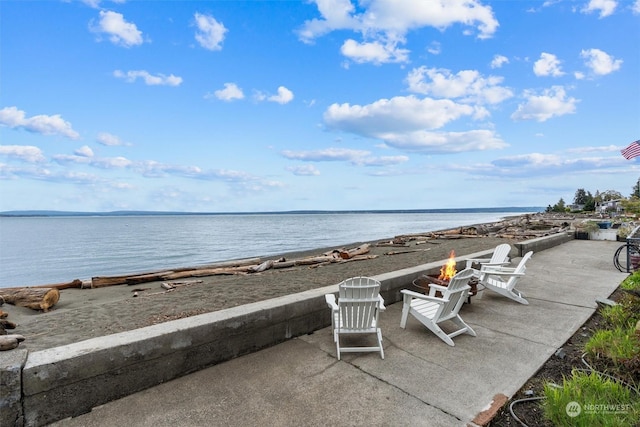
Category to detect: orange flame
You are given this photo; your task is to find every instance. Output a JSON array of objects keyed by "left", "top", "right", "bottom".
[{"left": 438, "top": 250, "right": 457, "bottom": 281}]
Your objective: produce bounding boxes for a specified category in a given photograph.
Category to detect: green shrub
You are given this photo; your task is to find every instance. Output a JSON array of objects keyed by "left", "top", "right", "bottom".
[
  {"left": 601, "top": 303, "right": 638, "bottom": 329},
  {"left": 600, "top": 304, "right": 631, "bottom": 328},
  {"left": 621, "top": 271, "right": 640, "bottom": 291},
  {"left": 585, "top": 327, "right": 640, "bottom": 364},
  {"left": 542, "top": 370, "right": 640, "bottom": 426}
]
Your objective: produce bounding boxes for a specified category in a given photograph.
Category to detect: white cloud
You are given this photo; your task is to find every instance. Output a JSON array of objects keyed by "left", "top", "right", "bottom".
[
  {"left": 340, "top": 39, "right": 409, "bottom": 64},
  {"left": 0, "top": 145, "right": 46, "bottom": 163},
  {"left": 113, "top": 70, "right": 183, "bottom": 86},
  {"left": 53, "top": 153, "right": 132, "bottom": 169},
  {"left": 427, "top": 41, "right": 441, "bottom": 55},
  {"left": 268, "top": 86, "right": 294, "bottom": 104},
  {"left": 324, "top": 95, "right": 478, "bottom": 136},
  {"left": 0, "top": 164, "right": 104, "bottom": 184},
  {"left": 580, "top": 48, "right": 622, "bottom": 75},
  {"left": 457, "top": 152, "right": 625, "bottom": 178},
  {"left": 210, "top": 83, "right": 245, "bottom": 101},
  {"left": 490, "top": 54, "right": 509, "bottom": 69},
  {"left": 97, "top": 132, "right": 129, "bottom": 146},
  {"left": 406, "top": 67, "right": 513, "bottom": 105},
  {"left": 301, "top": 0, "right": 498, "bottom": 40},
  {"left": 320, "top": 95, "right": 507, "bottom": 154},
  {"left": 533, "top": 52, "right": 564, "bottom": 77},
  {"left": 511, "top": 86, "right": 578, "bottom": 122},
  {"left": 81, "top": 0, "right": 127, "bottom": 8},
  {"left": 379, "top": 129, "right": 507, "bottom": 153},
  {"left": 296, "top": 0, "right": 358, "bottom": 42},
  {"left": 194, "top": 12, "right": 227, "bottom": 51},
  {"left": 298, "top": 0, "right": 498, "bottom": 64},
  {"left": 92, "top": 156, "right": 133, "bottom": 169},
  {"left": 282, "top": 147, "right": 371, "bottom": 162},
  {"left": 286, "top": 165, "right": 321, "bottom": 176},
  {"left": 91, "top": 10, "right": 143, "bottom": 47},
  {"left": 582, "top": 0, "right": 618, "bottom": 18},
  {"left": 358, "top": 155, "right": 409, "bottom": 166},
  {"left": 633, "top": 0, "right": 640, "bottom": 14},
  {"left": 0, "top": 106, "right": 80, "bottom": 139},
  {"left": 281, "top": 147, "right": 409, "bottom": 166},
  {"left": 75, "top": 146, "right": 94, "bottom": 157}
]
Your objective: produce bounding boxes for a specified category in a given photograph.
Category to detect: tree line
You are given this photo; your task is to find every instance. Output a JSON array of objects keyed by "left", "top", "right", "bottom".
[{"left": 546, "top": 179, "right": 640, "bottom": 215}]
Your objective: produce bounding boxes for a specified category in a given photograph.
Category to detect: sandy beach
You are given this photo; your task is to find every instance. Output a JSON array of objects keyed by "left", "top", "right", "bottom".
[{"left": 2, "top": 213, "right": 575, "bottom": 352}]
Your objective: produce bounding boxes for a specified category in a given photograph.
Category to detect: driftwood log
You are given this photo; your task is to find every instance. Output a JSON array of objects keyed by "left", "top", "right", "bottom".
[
  {"left": 337, "top": 243, "right": 371, "bottom": 259},
  {"left": 1, "top": 279, "right": 83, "bottom": 291},
  {"left": 0, "top": 318, "right": 16, "bottom": 335},
  {"left": 0, "top": 287, "right": 60, "bottom": 311},
  {"left": 0, "top": 334, "right": 25, "bottom": 351},
  {"left": 72, "top": 243, "right": 374, "bottom": 290}
]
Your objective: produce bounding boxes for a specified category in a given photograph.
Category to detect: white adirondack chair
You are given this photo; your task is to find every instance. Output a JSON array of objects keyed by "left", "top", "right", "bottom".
[
  {"left": 400, "top": 268, "right": 476, "bottom": 346},
  {"left": 477, "top": 251, "right": 533, "bottom": 305},
  {"left": 325, "top": 277, "right": 385, "bottom": 360},
  {"left": 465, "top": 243, "right": 512, "bottom": 271}
]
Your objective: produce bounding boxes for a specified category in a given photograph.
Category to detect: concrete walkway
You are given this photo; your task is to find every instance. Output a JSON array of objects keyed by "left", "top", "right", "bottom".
[{"left": 51, "top": 240, "right": 626, "bottom": 427}]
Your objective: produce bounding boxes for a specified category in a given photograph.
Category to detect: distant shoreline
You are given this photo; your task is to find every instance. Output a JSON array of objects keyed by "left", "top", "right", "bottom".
[{"left": 0, "top": 207, "right": 544, "bottom": 218}]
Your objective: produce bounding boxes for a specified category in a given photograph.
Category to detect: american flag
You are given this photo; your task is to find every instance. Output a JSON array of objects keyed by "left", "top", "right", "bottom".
[{"left": 621, "top": 140, "right": 640, "bottom": 160}]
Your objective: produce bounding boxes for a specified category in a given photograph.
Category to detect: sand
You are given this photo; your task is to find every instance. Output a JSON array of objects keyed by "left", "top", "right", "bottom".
[{"left": 4, "top": 212, "right": 580, "bottom": 352}]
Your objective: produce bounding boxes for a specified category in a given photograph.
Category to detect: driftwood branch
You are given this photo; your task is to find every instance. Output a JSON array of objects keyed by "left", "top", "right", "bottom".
[{"left": 384, "top": 248, "right": 432, "bottom": 256}]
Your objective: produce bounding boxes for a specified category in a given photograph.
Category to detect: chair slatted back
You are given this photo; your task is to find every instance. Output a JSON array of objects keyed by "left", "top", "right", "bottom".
[
  {"left": 503, "top": 251, "right": 533, "bottom": 288},
  {"left": 491, "top": 244, "right": 512, "bottom": 264},
  {"left": 438, "top": 269, "right": 475, "bottom": 321},
  {"left": 338, "top": 277, "right": 381, "bottom": 330}
]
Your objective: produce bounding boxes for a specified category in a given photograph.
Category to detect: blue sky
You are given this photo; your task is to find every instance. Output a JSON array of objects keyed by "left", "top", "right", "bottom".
[{"left": 1, "top": 0, "right": 639, "bottom": 212}]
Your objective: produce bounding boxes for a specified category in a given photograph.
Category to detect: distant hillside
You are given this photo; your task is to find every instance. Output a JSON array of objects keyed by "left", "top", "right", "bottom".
[
  {"left": 0, "top": 207, "right": 544, "bottom": 217},
  {"left": 0, "top": 210, "right": 201, "bottom": 217}
]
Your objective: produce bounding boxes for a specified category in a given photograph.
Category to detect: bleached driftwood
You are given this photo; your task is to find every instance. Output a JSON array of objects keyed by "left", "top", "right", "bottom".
[
  {"left": 0, "top": 288, "right": 60, "bottom": 311},
  {"left": 337, "top": 243, "right": 371, "bottom": 259},
  {"left": 0, "top": 334, "right": 25, "bottom": 351}
]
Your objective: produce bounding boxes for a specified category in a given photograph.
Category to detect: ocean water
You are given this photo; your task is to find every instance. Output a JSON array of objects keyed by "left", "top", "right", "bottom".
[{"left": 0, "top": 210, "right": 539, "bottom": 288}]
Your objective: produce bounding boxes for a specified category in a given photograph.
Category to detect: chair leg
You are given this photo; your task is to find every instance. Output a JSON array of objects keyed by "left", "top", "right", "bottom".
[
  {"left": 509, "top": 289, "right": 529, "bottom": 305},
  {"left": 400, "top": 299, "right": 411, "bottom": 329},
  {"left": 377, "top": 329, "right": 384, "bottom": 359},
  {"left": 420, "top": 319, "right": 455, "bottom": 346},
  {"left": 450, "top": 316, "right": 476, "bottom": 337}
]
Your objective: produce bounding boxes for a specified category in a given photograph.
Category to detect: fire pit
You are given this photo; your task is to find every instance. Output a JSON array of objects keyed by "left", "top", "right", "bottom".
[{"left": 411, "top": 250, "right": 479, "bottom": 301}]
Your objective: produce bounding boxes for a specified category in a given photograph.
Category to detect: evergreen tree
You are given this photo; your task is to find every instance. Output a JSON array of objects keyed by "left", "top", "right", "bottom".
[
  {"left": 551, "top": 198, "right": 566, "bottom": 212},
  {"left": 573, "top": 188, "right": 588, "bottom": 205}
]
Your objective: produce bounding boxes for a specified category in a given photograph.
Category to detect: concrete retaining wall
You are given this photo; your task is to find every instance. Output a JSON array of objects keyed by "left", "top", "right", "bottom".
[
  {"left": 1, "top": 235, "right": 569, "bottom": 426},
  {"left": 514, "top": 231, "right": 573, "bottom": 256}
]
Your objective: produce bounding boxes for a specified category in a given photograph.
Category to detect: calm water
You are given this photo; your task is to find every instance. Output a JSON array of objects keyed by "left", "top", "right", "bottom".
[{"left": 0, "top": 210, "right": 537, "bottom": 288}]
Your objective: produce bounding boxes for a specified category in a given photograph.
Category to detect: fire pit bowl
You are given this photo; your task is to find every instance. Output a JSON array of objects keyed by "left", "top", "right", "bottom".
[
  {"left": 412, "top": 275, "right": 446, "bottom": 297},
  {"left": 411, "top": 274, "right": 480, "bottom": 299}
]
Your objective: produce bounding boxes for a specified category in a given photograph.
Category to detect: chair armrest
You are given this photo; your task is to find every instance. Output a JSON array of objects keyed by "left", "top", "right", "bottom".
[
  {"left": 481, "top": 265, "right": 517, "bottom": 274},
  {"left": 429, "top": 283, "right": 448, "bottom": 292},
  {"left": 378, "top": 295, "right": 386, "bottom": 311},
  {"left": 466, "top": 257, "right": 491, "bottom": 264},
  {"left": 325, "top": 294, "right": 338, "bottom": 311},
  {"left": 481, "top": 271, "right": 525, "bottom": 279},
  {"left": 481, "top": 261, "right": 510, "bottom": 267},
  {"left": 401, "top": 289, "right": 448, "bottom": 304},
  {"left": 465, "top": 257, "right": 491, "bottom": 268}
]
